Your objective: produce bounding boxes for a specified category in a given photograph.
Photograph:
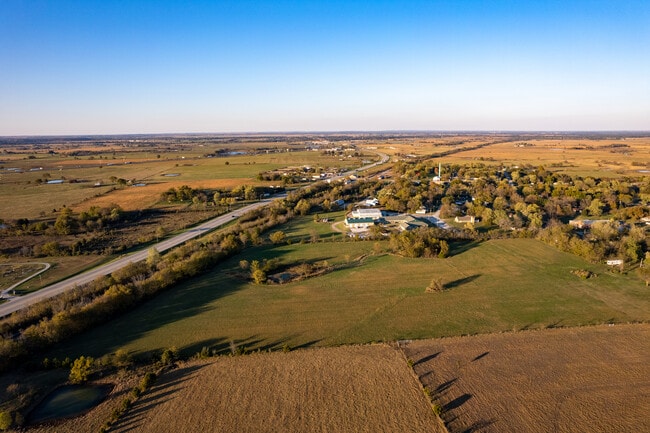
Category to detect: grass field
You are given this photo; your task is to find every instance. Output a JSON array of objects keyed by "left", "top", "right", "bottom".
[
  {"left": 403, "top": 324, "right": 650, "bottom": 433},
  {"left": 52, "top": 238, "right": 650, "bottom": 361}
]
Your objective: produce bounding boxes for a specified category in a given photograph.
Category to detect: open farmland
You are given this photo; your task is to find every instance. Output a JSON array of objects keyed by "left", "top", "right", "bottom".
[
  {"left": 0, "top": 147, "right": 360, "bottom": 219},
  {"left": 441, "top": 137, "right": 650, "bottom": 177},
  {"left": 403, "top": 324, "right": 650, "bottom": 433},
  {"left": 104, "top": 345, "right": 443, "bottom": 433},
  {"left": 51, "top": 238, "right": 650, "bottom": 361}
]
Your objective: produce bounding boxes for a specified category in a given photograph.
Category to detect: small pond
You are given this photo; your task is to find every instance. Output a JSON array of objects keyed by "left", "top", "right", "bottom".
[{"left": 27, "top": 384, "right": 113, "bottom": 425}]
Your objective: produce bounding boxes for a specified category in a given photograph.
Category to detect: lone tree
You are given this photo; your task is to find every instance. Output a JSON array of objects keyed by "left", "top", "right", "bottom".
[
  {"left": 69, "top": 356, "right": 94, "bottom": 384},
  {"left": 250, "top": 260, "right": 267, "bottom": 284}
]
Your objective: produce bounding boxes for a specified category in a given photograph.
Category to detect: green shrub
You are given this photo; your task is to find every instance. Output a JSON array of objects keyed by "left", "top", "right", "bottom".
[{"left": 0, "top": 411, "right": 12, "bottom": 431}]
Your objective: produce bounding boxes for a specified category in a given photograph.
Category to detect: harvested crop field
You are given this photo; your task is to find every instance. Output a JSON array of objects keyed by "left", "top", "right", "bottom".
[
  {"left": 110, "top": 344, "right": 444, "bottom": 433},
  {"left": 402, "top": 324, "right": 650, "bottom": 433}
]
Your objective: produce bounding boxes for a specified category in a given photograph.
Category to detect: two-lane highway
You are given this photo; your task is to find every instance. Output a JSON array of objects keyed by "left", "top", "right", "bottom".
[{"left": 0, "top": 199, "right": 273, "bottom": 317}]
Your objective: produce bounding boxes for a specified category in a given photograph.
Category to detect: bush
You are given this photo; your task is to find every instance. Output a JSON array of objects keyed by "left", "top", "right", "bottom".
[
  {"left": 160, "top": 347, "right": 178, "bottom": 366},
  {"left": 69, "top": 356, "right": 94, "bottom": 384},
  {"left": 139, "top": 372, "right": 157, "bottom": 392},
  {"left": 425, "top": 278, "right": 444, "bottom": 292},
  {"left": 0, "top": 411, "right": 12, "bottom": 431}
]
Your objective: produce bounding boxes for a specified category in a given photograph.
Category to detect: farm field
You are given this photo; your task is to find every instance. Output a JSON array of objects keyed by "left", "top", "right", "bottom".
[
  {"left": 441, "top": 137, "right": 650, "bottom": 177},
  {"left": 52, "top": 238, "right": 650, "bottom": 361},
  {"left": 403, "top": 323, "right": 650, "bottom": 433},
  {"left": 103, "top": 345, "right": 443, "bottom": 433},
  {"left": 0, "top": 148, "right": 362, "bottom": 219}
]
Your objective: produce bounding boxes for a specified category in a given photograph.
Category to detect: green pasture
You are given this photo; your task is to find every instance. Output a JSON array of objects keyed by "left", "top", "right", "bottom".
[
  {"left": 277, "top": 210, "right": 347, "bottom": 243},
  {"left": 52, "top": 238, "right": 650, "bottom": 360}
]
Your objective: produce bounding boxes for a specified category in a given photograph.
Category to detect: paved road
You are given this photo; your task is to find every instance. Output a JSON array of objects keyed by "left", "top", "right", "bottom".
[
  {"left": 0, "top": 151, "right": 389, "bottom": 318},
  {"left": 0, "top": 199, "right": 272, "bottom": 318}
]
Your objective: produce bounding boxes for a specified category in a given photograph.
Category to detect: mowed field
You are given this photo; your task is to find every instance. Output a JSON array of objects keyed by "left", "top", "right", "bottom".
[
  {"left": 442, "top": 137, "right": 650, "bottom": 177},
  {"left": 403, "top": 324, "right": 650, "bottom": 433},
  {"left": 52, "top": 237, "right": 650, "bottom": 361},
  {"left": 98, "top": 345, "right": 444, "bottom": 433}
]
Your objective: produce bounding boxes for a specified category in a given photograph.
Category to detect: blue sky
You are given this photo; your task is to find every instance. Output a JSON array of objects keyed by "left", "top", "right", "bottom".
[{"left": 1, "top": 0, "right": 649, "bottom": 135}]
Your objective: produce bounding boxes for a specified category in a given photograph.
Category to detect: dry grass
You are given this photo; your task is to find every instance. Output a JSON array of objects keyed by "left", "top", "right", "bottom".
[
  {"left": 443, "top": 137, "right": 650, "bottom": 177},
  {"left": 362, "top": 136, "right": 497, "bottom": 157},
  {"left": 403, "top": 324, "right": 650, "bottom": 433},
  {"left": 107, "top": 345, "right": 444, "bottom": 433}
]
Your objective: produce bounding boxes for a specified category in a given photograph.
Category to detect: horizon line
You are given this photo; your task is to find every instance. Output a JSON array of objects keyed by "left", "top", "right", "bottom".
[{"left": 2, "top": 129, "right": 650, "bottom": 139}]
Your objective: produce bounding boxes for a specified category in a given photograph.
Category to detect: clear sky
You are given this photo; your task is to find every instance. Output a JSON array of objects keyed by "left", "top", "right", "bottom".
[{"left": 1, "top": 0, "right": 649, "bottom": 135}]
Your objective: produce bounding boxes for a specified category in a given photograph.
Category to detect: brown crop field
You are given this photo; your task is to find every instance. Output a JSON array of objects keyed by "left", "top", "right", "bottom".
[
  {"left": 442, "top": 137, "right": 650, "bottom": 177},
  {"left": 403, "top": 324, "right": 650, "bottom": 433},
  {"left": 98, "top": 345, "right": 442, "bottom": 433}
]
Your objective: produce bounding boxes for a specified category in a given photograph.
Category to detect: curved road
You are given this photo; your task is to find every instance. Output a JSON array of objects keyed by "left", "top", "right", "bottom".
[{"left": 0, "top": 151, "right": 389, "bottom": 318}]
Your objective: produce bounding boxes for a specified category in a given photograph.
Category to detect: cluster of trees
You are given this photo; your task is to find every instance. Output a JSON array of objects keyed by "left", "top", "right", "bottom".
[
  {"left": 380, "top": 161, "right": 648, "bottom": 264},
  {"left": 1, "top": 205, "right": 128, "bottom": 257},
  {"left": 389, "top": 227, "right": 450, "bottom": 258},
  {"left": 161, "top": 184, "right": 277, "bottom": 207},
  {"left": 384, "top": 161, "right": 649, "bottom": 224},
  {"left": 536, "top": 220, "right": 647, "bottom": 265},
  {"left": 239, "top": 258, "right": 281, "bottom": 284},
  {"left": 4, "top": 205, "right": 124, "bottom": 237}
]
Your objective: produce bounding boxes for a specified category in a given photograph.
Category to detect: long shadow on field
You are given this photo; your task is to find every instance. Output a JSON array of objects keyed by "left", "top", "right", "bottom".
[
  {"left": 414, "top": 351, "right": 441, "bottom": 366},
  {"left": 472, "top": 351, "right": 489, "bottom": 362},
  {"left": 443, "top": 393, "right": 473, "bottom": 412},
  {"left": 445, "top": 274, "right": 481, "bottom": 290},
  {"left": 112, "top": 363, "right": 207, "bottom": 433},
  {"left": 435, "top": 378, "right": 457, "bottom": 395},
  {"left": 460, "top": 419, "right": 496, "bottom": 433}
]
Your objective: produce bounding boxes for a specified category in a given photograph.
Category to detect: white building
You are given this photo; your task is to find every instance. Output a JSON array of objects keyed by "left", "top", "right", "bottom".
[
  {"left": 351, "top": 208, "right": 383, "bottom": 220},
  {"left": 365, "top": 198, "right": 379, "bottom": 207}
]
